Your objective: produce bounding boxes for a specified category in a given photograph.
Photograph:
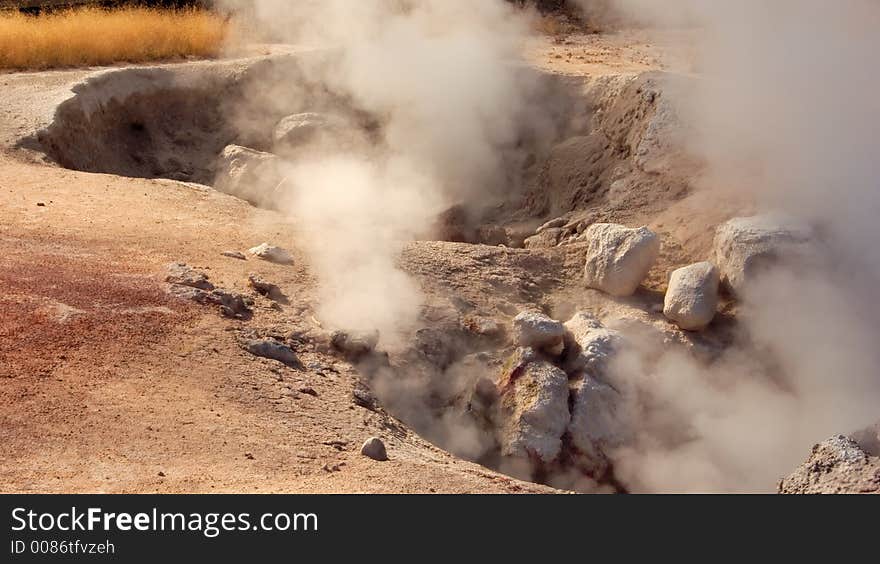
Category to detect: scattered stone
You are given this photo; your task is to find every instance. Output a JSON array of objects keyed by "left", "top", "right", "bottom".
[
  {"left": 497, "top": 358, "right": 570, "bottom": 464},
  {"left": 221, "top": 250, "right": 247, "bottom": 260},
  {"left": 36, "top": 201, "right": 46, "bottom": 207},
  {"left": 166, "top": 284, "right": 207, "bottom": 302},
  {"left": 663, "top": 262, "right": 720, "bottom": 331},
  {"left": 524, "top": 227, "right": 563, "bottom": 249},
  {"left": 248, "top": 243, "right": 294, "bottom": 265},
  {"left": 298, "top": 387, "right": 318, "bottom": 397},
  {"left": 165, "top": 264, "right": 252, "bottom": 319},
  {"left": 165, "top": 263, "right": 214, "bottom": 291},
  {"left": 247, "top": 273, "right": 284, "bottom": 301},
  {"left": 360, "top": 437, "right": 388, "bottom": 461},
  {"left": 713, "top": 214, "right": 814, "bottom": 296},
  {"left": 330, "top": 329, "right": 379, "bottom": 360},
  {"left": 243, "top": 339, "right": 300, "bottom": 368},
  {"left": 352, "top": 382, "right": 379, "bottom": 411},
  {"left": 779, "top": 435, "right": 880, "bottom": 494},
  {"left": 582, "top": 223, "right": 660, "bottom": 297},
  {"left": 536, "top": 217, "right": 567, "bottom": 233},
  {"left": 214, "top": 145, "right": 283, "bottom": 208},
  {"left": 212, "top": 289, "right": 253, "bottom": 319},
  {"left": 512, "top": 311, "right": 565, "bottom": 355}
]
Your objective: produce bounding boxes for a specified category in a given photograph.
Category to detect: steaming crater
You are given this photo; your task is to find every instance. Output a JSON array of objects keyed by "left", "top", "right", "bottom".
[
  {"left": 36, "top": 56, "right": 330, "bottom": 185},
  {"left": 35, "top": 56, "right": 588, "bottom": 219},
  {"left": 32, "top": 56, "right": 735, "bottom": 492}
]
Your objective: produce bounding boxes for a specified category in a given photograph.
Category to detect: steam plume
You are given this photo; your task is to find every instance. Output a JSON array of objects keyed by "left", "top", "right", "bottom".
[
  {"left": 227, "top": 0, "right": 543, "bottom": 342},
  {"left": 575, "top": 0, "right": 880, "bottom": 491}
]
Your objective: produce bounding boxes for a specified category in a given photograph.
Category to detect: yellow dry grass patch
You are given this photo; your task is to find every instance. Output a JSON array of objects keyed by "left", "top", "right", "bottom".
[{"left": 0, "top": 7, "right": 228, "bottom": 70}]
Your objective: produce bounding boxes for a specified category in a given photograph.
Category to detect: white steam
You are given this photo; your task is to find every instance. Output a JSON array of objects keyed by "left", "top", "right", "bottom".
[
  {"left": 574, "top": 0, "right": 880, "bottom": 491},
  {"left": 229, "top": 0, "right": 542, "bottom": 341}
]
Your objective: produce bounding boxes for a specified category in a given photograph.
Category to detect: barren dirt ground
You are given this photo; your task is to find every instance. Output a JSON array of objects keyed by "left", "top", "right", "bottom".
[
  {"left": 0, "top": 33, "right": 703, "bottom": 493},
  {"left": 0, "top": 154, "right": 569, "bottom": 493},
  {"left": 526, "top": 28, "right": 698, "bottom": 77}
]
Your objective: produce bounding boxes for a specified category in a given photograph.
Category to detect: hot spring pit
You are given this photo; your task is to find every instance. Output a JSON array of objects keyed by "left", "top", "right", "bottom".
[{"left": 33, "top": 55, "right": 713, "bottom": 493}]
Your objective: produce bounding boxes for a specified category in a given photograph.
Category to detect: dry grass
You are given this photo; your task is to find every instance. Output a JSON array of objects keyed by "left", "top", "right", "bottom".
[{"left": 0, "top": 7, "right": 229, "bottom": 70}]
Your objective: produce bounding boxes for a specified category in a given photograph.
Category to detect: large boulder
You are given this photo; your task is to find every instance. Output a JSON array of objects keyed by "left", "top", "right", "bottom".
[
  {"left": 778, "top": 435, "right": 880, "bottom": 494},
  {"left": 512, "top": 311, "right": 565, "bottom": 355},
  {"left": 214, "top": 145, "right": 283, "bottom": 208},
  {"left": 663, "top": 261, "right": 720, "bottom": 331},
  {"left": 583, "top": 223, "right": 660, "bottom": 297},
  {"left": 496, "top": 356, "right": 570, "bottom": 464},
  {"left": 713, "top": 214, "right": 813, "bottom": 295}
]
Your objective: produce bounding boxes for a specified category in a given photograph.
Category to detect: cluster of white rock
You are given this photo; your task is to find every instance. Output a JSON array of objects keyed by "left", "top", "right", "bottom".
[
  {"left": 493, "top": 311, "right": 624, "bottom": 477},
  {"left": 486, "top": 214, "right": 821, "bottom": 483},
  {"left": 576, "top": 214, "right": 814, "bottom": 332}
]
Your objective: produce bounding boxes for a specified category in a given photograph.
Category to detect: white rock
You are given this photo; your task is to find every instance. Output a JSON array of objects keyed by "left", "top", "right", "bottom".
[
  {"left": 663, "top": 262, "right": 719, "bottom": 331},
  {"left": 272, "top": 112, "right": 347, "bottom": 152},
  {"left": 563, "top": 312, "right": 622, "bottom": 378},
  {"left": 360, "top": 437, "right": 388, "bottom": 461},
  {"left": 214, "top": 145, "right": 283, "bottom": 208},
  {"left": 512, "top": 312, "right": 565, "bottom": 354},
  {"left": 248, "top": 243, "right": 293, "bottom": 265},
  {"left": 583, "top": 223, "right": 660, "bottom": 297},
  {"left": 497, "top": 359, "right": 570, "bottom": 464},
  {"left": 567, "top": 374, "right": 623, "bottom": 475},
  {"left": 713, "top": 214, "right": 813, "bottom": 295}
]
